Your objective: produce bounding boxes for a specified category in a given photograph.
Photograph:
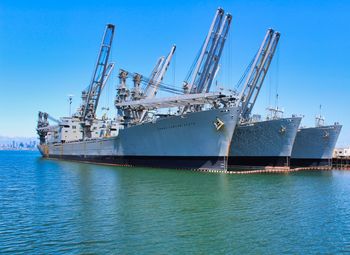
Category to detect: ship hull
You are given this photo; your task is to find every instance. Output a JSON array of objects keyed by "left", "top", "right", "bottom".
[
  {"left": 39, "top": 106, "right": 240, "bottom": 171},
  {"left": 290, "top": 124, "right": 342, "bottom": 167},
  {"left": 228, "top": 117, "right": 302, "bottom": 170},
  {"left": 47, "top": 154, "right": 227, "bottom": 170}
]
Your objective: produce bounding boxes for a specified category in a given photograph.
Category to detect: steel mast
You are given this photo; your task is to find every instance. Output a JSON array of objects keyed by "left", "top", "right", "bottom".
[
  {"left": 80, "top": 24, "right": 115, "bottom": 138},
  {"left": 143, "top": 57, "right": 165, "bottom": 95},
  {"left": 183, "top": 8, "right": 225, "bottom": 94},
  {"left": 143, "top": 45, "right": 177, "bottom": 99},
  {"left": 197, "top": 13, "right": 232, "bottom": 93},
  {"left": 139, "top": 45, "right": 177, "bottom": 122},
  {"left": 114, "top": 45, "right": 177, "bottom": 124},
  {"left": 238, "top": 29, "right": 280, "bottom": 121},
  {"left": 180, "top": 8, "right": 232, "bottom": 114}
]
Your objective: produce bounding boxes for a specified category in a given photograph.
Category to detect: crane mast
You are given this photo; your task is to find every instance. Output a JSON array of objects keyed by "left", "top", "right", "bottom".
[
  {"left": 114, "top": 45, "right": 177, "bottom": 124},
  {"left": 238, "top": 29, "right": 280, "bottom": 121},
  {"left": 79, "top": 24, "right": 115, "bottom": 138},
  {"left": 247, "top": 31, "right": 280, "bottom": 118},
  {"left": 143, "top": 57, "right": 165, "bottom": 95},
  {"left": 82, "top": 24, "right": 115, "bottom": 119},
  {"left": 238, "top": 29, "right": 274, "bottom": 117},
  {"left": 143, "top": 45, "right": 177, "bottom": 99},
  {"left": 180, "top": 8, "right": 232, "bottom": 115},
  {"left": 184, "top": 8, "right": 225, "bottom": 93},
  {"left": 199, "top": 13, "right": 232, "bottom": 93},
  {"left": 98, "top": 63, "right": 115, "bottom": 93},
  {"left": 139, "top": 45, "right": 177, "bottom": 122},
  {"left": 87, "top": 63, "right": 115, "bottom": 105}
]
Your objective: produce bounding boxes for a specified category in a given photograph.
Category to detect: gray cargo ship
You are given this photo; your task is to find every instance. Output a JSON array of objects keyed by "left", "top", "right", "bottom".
[
  {"left": 38, "top": 104, "right": 240, "bottom": 170},
  {"left": 37, "top": 9, "right": 241, "bottom": 171},
  {"left": 224, "top": 29, "right": 301, "bottom": 169},
  {"left": 229, "top": 113, "right": 301, "bottom": 169},
  {"left": 291, "top": 115, "right": 342, "bottom": 167}
]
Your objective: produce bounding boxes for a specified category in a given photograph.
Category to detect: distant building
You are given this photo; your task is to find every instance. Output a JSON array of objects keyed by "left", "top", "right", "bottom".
[
  {"left": 334, "top": 147, "right": 350, "bottom": 158},
  {"left": 0, "top": 138, "right": 38, "bottom": 151}
]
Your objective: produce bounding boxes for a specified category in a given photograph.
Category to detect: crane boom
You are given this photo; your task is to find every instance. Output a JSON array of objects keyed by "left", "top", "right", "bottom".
[
  {"left": 82, "top": 24, "right": 115, "bottom": 121},
  {"left": 185, "top": 8, "right": 225, "bottom": 93},
  {"left": 199, "top": 13, "right": 232, "bottom": 93},
  {"left": 238, "top": 29, "right": 274, "bottom": 115},
  {"left": 238, "top": 29, "right": 280, "bottom": 121},
  {"left": 139, "top": 45, "right": 177, "bottom": 122},
  {"left": 245, "top": 32, "right": 280, "bottom": 119},
  {"left": 180, "top": 8, "right": 232, "bottom": 114},
  {"left": 144, "top": 45, "right": 176, "bottom": 99},
  {"left": 92, "top": 63, "right": 115, "bottom": 94},
  {"left": 143, "top": 57, "right": 165, "bottom": 94}
]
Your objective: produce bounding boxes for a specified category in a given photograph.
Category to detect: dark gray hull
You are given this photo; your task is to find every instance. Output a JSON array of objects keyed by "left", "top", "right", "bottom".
[
  {"left": 228, "top": 117, "right": 302, "bottom": 169},
  {"left": 291, "top": 124, "right": 342, "bottom": 167},
  {"left": 47, "top": 154, "right": 227, "bottom": 170},
  {"left": 39, "top": 106, "right": 240, "bottom": 171}
]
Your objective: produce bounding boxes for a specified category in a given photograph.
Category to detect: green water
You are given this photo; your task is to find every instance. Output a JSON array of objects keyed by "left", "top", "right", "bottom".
[{"left": 1, "top": 151, "right": 350, "bottom": 254}]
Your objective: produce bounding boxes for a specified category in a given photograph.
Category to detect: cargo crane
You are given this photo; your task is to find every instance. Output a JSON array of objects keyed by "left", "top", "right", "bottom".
[
  {"left": 37, "top": 112, "right": 49, "bottom": 144},
  {"left": 115, "top": 45, "right": 177, "bottom": 124},
  {"left": 36, "top": 112, "right": 62, "bottom": 144},
  {"left": 143, "top": 45, "right": 176, "bottom": 99},
  {"left": 183, "top": 8, "right": 232, "bottom": 95},
  {"left": 237, "top": 29, "right": 280, "bottom": 122},
  {"left": 139, "top": 45, "right": 176, "bottom": 122},
  {"left": 118, "top": 8, "right": 231, "bottom": 119},
  {"left": 79, "top": 24, "right": 115, "bottom": 138},
  {"left": 136, "top": 58, "right": 164, "bottom": 99}
]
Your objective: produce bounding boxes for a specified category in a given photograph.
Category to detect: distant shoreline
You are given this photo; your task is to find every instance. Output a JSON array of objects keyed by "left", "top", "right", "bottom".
[{"left": 0, "top": 148, "right": 38, "bottom": 151}]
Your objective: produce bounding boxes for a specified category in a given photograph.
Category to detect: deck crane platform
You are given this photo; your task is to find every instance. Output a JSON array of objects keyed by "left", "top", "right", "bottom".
[
  {"left": 79, "top": 24, "right": 115, "bottom": 138},
  {"left": 237, "top": 29, "right": 280, "bottom": 122}
]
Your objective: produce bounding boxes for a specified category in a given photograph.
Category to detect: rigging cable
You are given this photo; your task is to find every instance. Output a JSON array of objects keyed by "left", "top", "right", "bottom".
[
  {"left": 274, "top": 42, "right": 280, "bottom": 108},
  {"left": 234, "top": 52, "right": 257, "bottom": 90},
  {"left": 184, "top": 39, "right": 205, "bottom": 83},
  {"left": 124, "top": 69, "right": 184, "bottom": 95},
  {"left": 172, "top": 50, "right": 176, "bottom": 87}
]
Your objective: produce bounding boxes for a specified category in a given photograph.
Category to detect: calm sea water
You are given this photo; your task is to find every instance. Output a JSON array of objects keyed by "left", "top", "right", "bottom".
[{"left": 1, "top": 151, "right": 350, "bottom": 254}]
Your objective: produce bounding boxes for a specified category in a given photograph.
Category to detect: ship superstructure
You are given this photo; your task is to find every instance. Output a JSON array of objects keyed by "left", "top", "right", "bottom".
[
  {"left": 37, "top": 8, "right": 241, "bottom": 171},
  {"left": 291, "top": 115, "right": 342, "bottom": 167}
]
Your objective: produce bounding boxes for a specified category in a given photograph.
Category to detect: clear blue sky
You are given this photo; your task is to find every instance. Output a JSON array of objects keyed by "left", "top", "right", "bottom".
[{"left": 0, "top": 0, "right": 349, "bottom": 145}]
